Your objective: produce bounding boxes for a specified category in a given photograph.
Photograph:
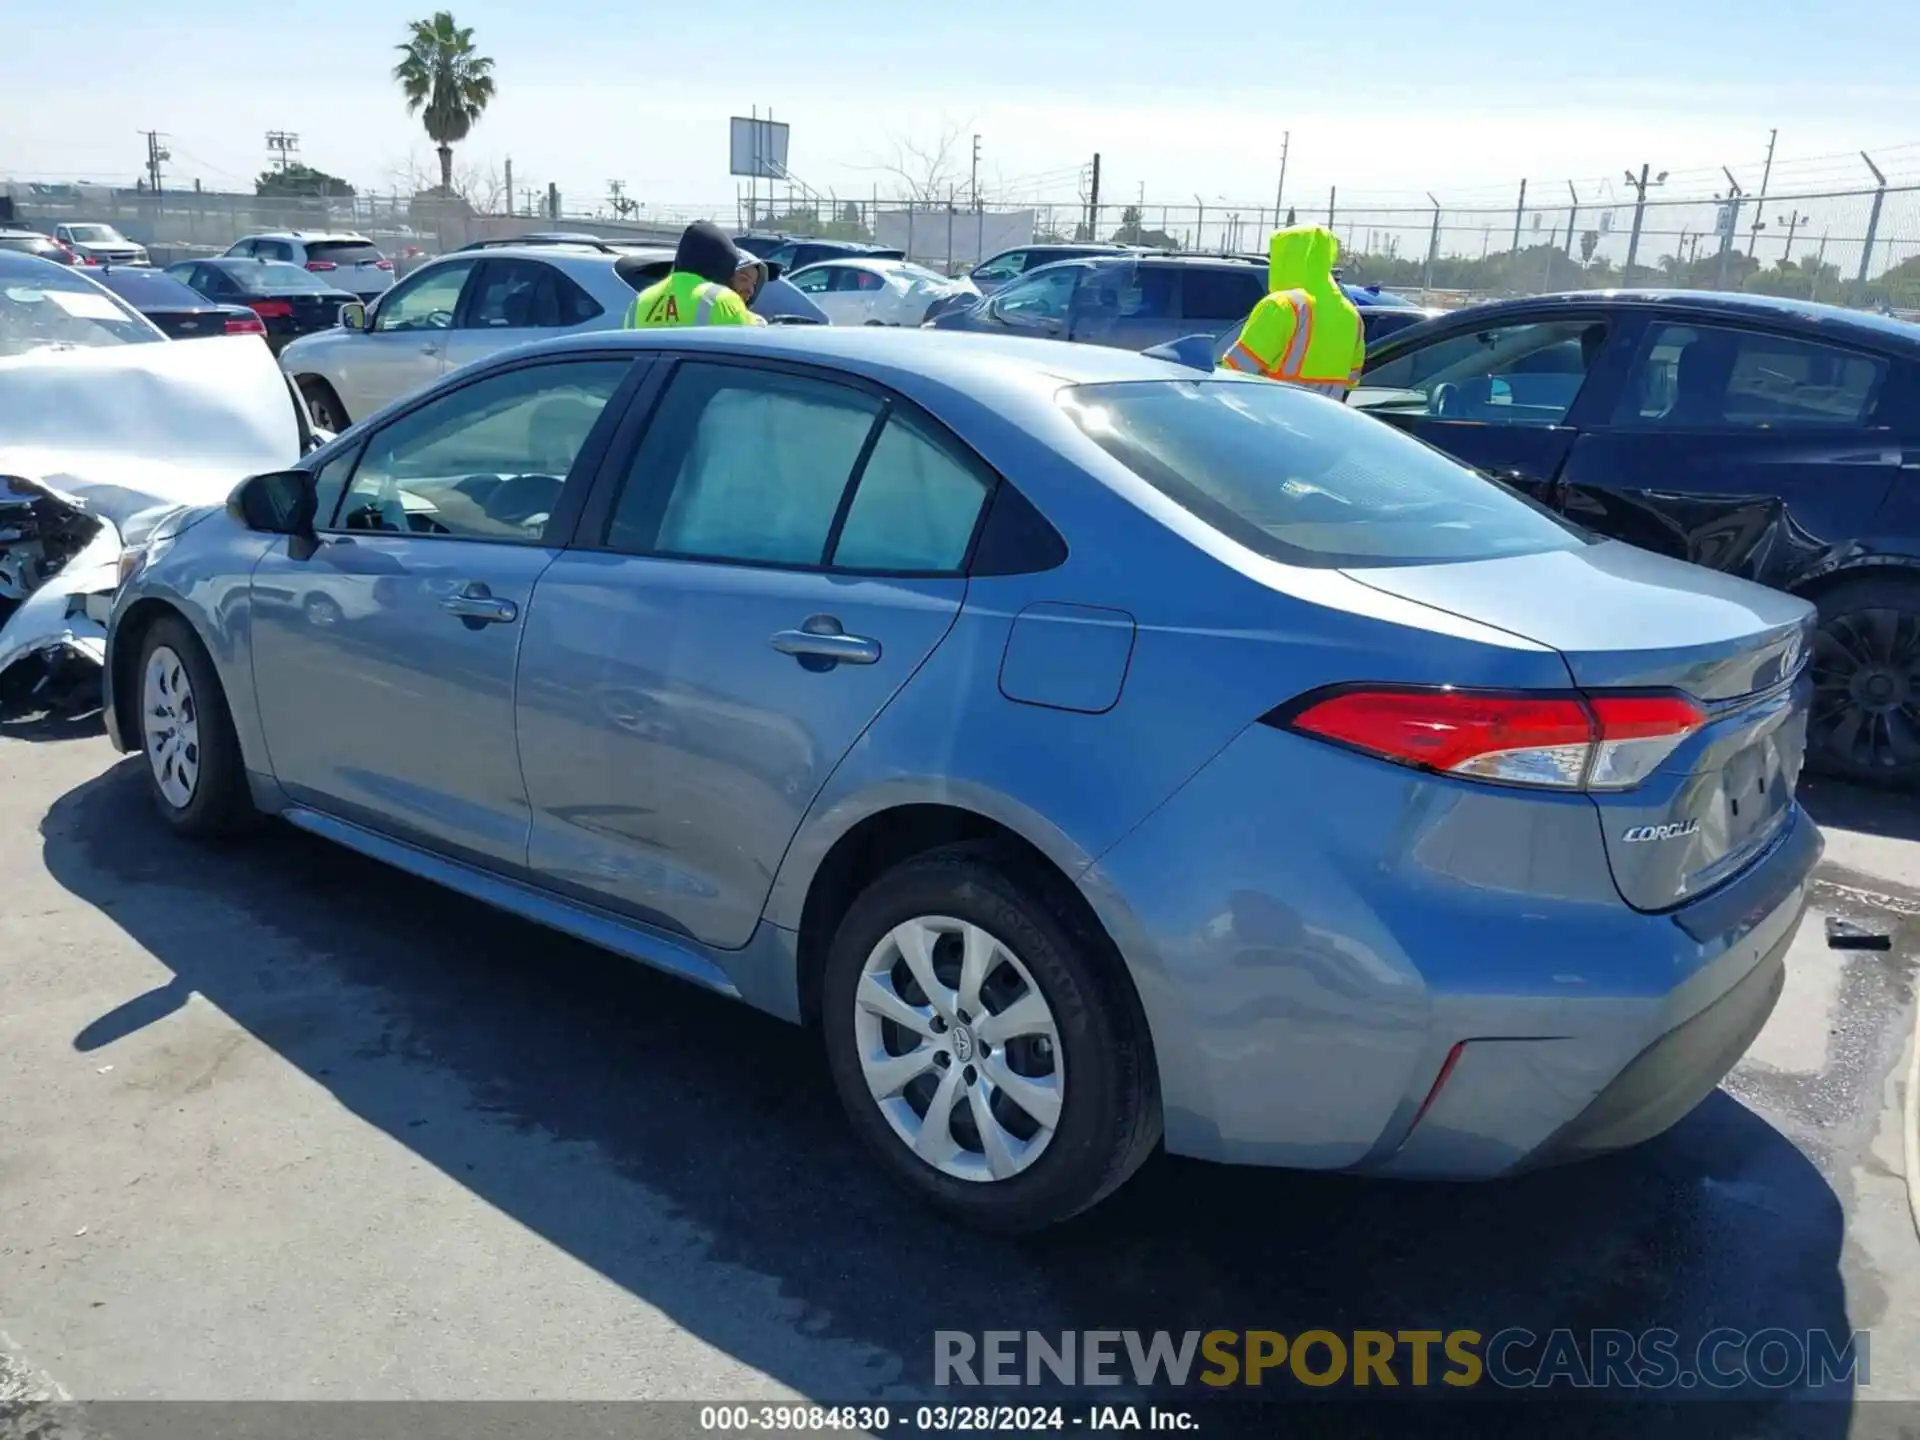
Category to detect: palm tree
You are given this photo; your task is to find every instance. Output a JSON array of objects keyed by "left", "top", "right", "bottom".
[{"left": 393, "top": 12, "right": 495, "bottom": 196}]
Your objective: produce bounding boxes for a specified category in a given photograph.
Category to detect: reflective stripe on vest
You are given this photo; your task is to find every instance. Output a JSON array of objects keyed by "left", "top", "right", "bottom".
[{"left": 693, "top": 283, "right": 725, "bottom": 324}]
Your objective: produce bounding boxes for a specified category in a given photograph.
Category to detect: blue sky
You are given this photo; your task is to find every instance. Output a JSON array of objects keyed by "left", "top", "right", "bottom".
[{"left": 4, "top": 0, "right": 1918, "bottom": 217}]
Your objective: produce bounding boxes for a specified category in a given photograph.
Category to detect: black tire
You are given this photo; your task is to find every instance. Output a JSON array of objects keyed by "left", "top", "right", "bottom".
[
  {"left": 297, "top": 376, "right": 349, "bottom": 433},
  {"left": 1807, "top": 576, "right": 1920, "bottom": 789},
  {"left": 133, "top": 615, "right": 257, "bottom": 838},
  {"left": 821, "top": 844, "right": 1160, "bottom": 1234}
]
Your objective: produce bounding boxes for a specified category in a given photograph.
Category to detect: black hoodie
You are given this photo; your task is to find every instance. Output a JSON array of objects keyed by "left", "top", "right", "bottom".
[{"left": 674, "top": 220, "right": 749, "bottom": 285}]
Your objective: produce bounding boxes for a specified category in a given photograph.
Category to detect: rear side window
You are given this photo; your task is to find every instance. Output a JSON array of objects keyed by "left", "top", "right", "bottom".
[
  {"left": 1062, "top": 379, "right": 1588, "bottom": 568},
  {"left": 833, "top": 410, "right": 992, "bottom": 572},
  {"left": 465, "top": 260, "right": 603, "bottom": 328},
  {"left": 303, "top": 241, "right": 384, "bottom": 265},
  {"left": 1614, "top": 323, "right": 1888, "bottom": 429},
  {"left": 608, "top": 362, "right": 884, "bottom": 564},
  {"left": 1180, "top": 267, "right": 1267, "bottom": 322}
]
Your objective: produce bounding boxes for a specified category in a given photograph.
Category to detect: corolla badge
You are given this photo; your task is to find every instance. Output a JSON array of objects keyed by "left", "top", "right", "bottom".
[{"left": 1622, "top": 820, "right": 1700, "bottom": 843}]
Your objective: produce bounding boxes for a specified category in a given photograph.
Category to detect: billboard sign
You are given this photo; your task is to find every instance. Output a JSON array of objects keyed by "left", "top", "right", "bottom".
[{"left": 730, "top": 117, "right": 791, "bottom": 180}]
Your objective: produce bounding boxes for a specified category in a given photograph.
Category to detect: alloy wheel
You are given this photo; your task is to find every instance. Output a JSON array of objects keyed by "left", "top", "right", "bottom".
[
  {"left": 1811, "top": 606, "right": 1920, "bottom": 775},
  {"left": 852, "top": 915, "right": 1064, "bottom": 1183},
  {"left": 142, "top": 644, "right": 200, "bottom": 809}
]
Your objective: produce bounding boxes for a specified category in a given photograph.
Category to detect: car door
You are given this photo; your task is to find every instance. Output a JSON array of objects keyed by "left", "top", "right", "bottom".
[
  {"left": 516, "top": 357, "right": 993, "bottom": 948},
  {"left": 1555, "top": 319, "right": 1905, "bottom": 582},
  {"left": 333, "top": 257, "right": 478, "bottom": 419},
  {"left": 785, "top": 263, "right": 838, "bottom": 319},
  {"left": 811, "top": 265, "right": 872, "bottom": 325},
  {"left": 1354, "top": 310, "right": 1627, "bottom": 504},
  {"left": 1067, "top": 261, "right": 1181, "bottom": 349},
  {"left": 439, "top": 258, "right": 608, "bottom": 371},
  {"left": 249, "top": 355, "right": 640, "bottom": 872}
]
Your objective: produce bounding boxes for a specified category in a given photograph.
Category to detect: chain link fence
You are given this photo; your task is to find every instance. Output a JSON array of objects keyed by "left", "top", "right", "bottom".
[{"left": 9, "top": 175, "right": 1920, "bottom": 312}]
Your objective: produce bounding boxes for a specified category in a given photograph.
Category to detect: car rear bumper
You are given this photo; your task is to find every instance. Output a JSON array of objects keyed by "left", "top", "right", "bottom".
[{"left": 1078, "top": 723, "right": 1821, "bottom": 1176}]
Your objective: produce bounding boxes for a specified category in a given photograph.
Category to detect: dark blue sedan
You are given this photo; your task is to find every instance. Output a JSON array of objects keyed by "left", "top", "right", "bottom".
[{"left": 1354, "top": 289, "right": 1920, "bottom": 787}]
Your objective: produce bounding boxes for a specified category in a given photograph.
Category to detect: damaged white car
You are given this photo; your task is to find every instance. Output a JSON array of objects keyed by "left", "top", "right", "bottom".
[{"left": 0, "top": 252, "right": 312, "bottom": 716}]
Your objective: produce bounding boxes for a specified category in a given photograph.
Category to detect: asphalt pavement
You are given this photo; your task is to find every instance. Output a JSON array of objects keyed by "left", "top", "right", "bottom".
[{"left": 3, "top": 721, "right": 1919, "bottom": 1436}]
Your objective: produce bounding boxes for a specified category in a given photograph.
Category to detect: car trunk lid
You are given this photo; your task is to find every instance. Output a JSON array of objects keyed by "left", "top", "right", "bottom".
[{"left": 1344, "top": 539, "right": 1815, "bottom": 911}]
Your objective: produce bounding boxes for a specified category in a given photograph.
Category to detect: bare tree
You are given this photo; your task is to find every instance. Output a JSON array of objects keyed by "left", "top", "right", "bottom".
[{"left": 863, "top": 117, "right": 973, "bottom": 204}]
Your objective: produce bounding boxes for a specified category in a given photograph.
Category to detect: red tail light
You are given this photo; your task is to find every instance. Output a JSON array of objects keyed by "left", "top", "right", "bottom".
[
  {"left": 1271, "top": 686, "right": 1707, "bottom": 791},
  {"left": 375, "top": 259, "right": 394, "bottom": 271},
  {"left": 248, "top": 300, "right": 294, "bottom": 319},
  {"left": 305, "top": 260, "right": 337, "bottom": 271},
  {"left": 224, "top": 313, "right": 267, "bottom": 335}
]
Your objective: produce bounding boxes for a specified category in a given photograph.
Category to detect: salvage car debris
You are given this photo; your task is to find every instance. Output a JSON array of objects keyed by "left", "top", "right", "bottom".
[{"left": 0, "top": 332, "right": 304, "bottom": 716}]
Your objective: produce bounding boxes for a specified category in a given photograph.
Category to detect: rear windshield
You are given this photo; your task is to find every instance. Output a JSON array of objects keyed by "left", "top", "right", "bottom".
[
  {"left": 230, "top": 261, "right": 338, "bottom": 294},
  {"left": 92, "top": 268, "right": 210, "bottom": 308},
  {"left": 302, "top": 241, "right": 384, "bottom": 265},
  {"left": 1061, "top": 379, "right": 1589, "bottom": 568},
  {"left": 0, "top": 265, "right": 159, "bottom": 354}
]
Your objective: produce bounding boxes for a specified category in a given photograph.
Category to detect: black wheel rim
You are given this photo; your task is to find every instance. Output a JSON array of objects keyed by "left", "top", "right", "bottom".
[{"left": 1810, "top": 605, "right": 1920, "bottom": 774}]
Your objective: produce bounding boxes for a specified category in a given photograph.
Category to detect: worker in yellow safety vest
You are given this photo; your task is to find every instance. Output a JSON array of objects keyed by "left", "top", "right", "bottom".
[
  {"left": 625, "top": 220, "right": 769, "bottom": 329},
  {"left": 1218, "top": 224, "right": 1364, "bottom": 398}
]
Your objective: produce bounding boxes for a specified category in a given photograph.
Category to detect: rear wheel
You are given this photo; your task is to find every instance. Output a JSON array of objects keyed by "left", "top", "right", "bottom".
[
  {"left": 297, "top": 376, "right": 348, "bottom": 433},
  {"left": 1807, "top": 576, "right": 1920, "bottom": 788},
  {"left": 821, "top": 846, "right": 1159, "bottom": 1233}
]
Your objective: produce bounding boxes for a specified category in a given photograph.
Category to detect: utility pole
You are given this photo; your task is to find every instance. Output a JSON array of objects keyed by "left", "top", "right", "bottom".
[
  {"left": 142, "top": 130, "right": 171, "bottom": 196},
  {"left": 1086, "top": 152, "right": 1101, "bottom": 238},
  {"left": 547, "top": 182, "right": 560, "bottom": 220},
  {"left": 607, "top": 179, "right": 626, "bottom": 218},
  {"left": 1714, "top": 165, "right": 1742, "bottom": 288},
  {"left": 503, "top": 157, "right": 513, "bottom": 215},
  {"left": 1424, "top": 192, "right": 1442, "bottom": 293},
  {"left": 1858, "top": 152, "right": 1888, "bottom": 287},
  {"left": 1565, "top": 181, "right": 1579, "bottom": 257},
  {"left": 1274, "top": 130, "right": 1290, "bottom": 229},
  {"left": 265, "top": 131, "right": 300, "bottom": 173},
  {"left": 1778, "top": 208, "right": 1807, "bottom": 262},
  {"left": 1511, "top": 178, "right": 1527, "bottom": 254},
  {"left": 1623, "top": 161, "right": 1665, "bottom": 277},
  {"left": 1746, "top": 127, "right": 1777, "bottom": 259},
  {"left": 970, "top": 134, "right": 980, "bottom": 212}
]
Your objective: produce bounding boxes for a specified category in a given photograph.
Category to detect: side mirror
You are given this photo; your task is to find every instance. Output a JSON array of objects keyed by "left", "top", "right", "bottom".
[
  {"left": 762, "top": 260, "right": 783, "bottom": 282},
  {"left": 231, "top": 469, "right": 319, "bottom": 559},
  {"left": 339, "top": 300, "right": 368, "bottom": 331}
]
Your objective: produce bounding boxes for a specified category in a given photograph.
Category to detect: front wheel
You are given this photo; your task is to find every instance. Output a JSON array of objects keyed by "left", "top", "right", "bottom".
[
  {"left": 136, "top": 616, "right": 257, "bottom": 837},
  {"left": 1808, "top": 577, "right": 1920, "bottom": 788},
  {"left": 297, "top": 377, "right": 349, "bottom": 433},
  {"left": 821, "top": 846, "right": 1159, "bottom": 1233}
]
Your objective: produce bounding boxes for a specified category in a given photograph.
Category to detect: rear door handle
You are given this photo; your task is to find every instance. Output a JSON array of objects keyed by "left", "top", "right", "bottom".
[
  {"left": 441, "top": 582, "right": 518, "bottom": 625},
  {"left": 771, "top": 615, "right": 881, "bottom": 667}
]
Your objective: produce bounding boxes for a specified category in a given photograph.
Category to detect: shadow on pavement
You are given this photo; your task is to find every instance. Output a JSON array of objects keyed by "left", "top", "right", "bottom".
[
  {"left": 1801, "top": 776, "right": 1920, "bottom": 845},
  {"left": 40, "top": 759, "right": 1856, "bottom": 1433}
]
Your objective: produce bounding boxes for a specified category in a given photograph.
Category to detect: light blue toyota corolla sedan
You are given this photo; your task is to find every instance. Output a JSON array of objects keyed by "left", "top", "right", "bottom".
[{"left": 103, "top": 326, "right": 1821, "bottom": 1232}]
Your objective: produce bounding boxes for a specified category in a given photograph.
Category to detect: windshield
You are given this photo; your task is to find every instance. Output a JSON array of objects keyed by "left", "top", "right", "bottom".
[
  {"left": 1060, "top": 379, "right": 1589, "bottom": 568},
  {"left": 0, "top": 262, "right": 160, "bottom": 354},
  {"left": 229, "top": 261, "right": 339, "bottom": 294},
  {"left": 66, "top": 224, "right": 127, "bottom": 244}
]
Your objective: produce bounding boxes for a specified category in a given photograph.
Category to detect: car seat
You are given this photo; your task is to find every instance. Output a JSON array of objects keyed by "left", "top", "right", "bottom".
[{"left": 1666, "top": 332, "right": 1738, "bottom": 427}]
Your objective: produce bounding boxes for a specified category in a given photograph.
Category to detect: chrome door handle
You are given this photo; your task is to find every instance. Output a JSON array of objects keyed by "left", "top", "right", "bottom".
[
  {"left": 441, "top": 583, "right": 518, "bottom": 625},
  {"left": 771, "top": 615, "right": 881, "bottom": 667},
  {"left": 421, "top": 343, "right": 442, "bottom": 355}
]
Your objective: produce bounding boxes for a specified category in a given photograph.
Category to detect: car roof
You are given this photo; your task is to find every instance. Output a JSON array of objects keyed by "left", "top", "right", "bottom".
[
  {"left": 498, "top": 323, "right": 1209, "bottom": 386},
  {"left": 1417, "top": 289, "right": 1920, "bottom": 352},
  {"left": 247, "top": 230, "right": 374, "bottom": 243}
]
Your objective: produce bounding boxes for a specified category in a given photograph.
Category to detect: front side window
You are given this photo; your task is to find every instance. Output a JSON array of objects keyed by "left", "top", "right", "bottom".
[
  {"left": 1613, "top": 323, "right": 1888, "bottom": 429},
  {"left": 255, "top": 239, "right": 295, "bottom": 262},
  {"left": 788, "top": 266, "right": 835, "bottom": 294},
  {"left": 334, "top": 359, "right": 630, "bottom": 539},
  {"left": 1359, "top": 319, "right": 1608, "bottom": 425},
  {"left": 1062, "top": 379, "right": 1587, "bottom": 568},
  {"left": 608, "top": 362, "right": 884, "bottom": 564},
  {"left": 971, "top": 251, "right": 1025, "bottom": 283},
  {"left": 373, "top": 260, "right": 473, "bottom": 332},
  {"left": 992, "top": 265, "right": 1085, "bottom": 325}
]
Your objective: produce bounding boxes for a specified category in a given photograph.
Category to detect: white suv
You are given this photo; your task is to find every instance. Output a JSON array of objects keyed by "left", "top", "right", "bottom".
[{"left": 223, "top": 232, "right": 394, "bottom": 302}]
